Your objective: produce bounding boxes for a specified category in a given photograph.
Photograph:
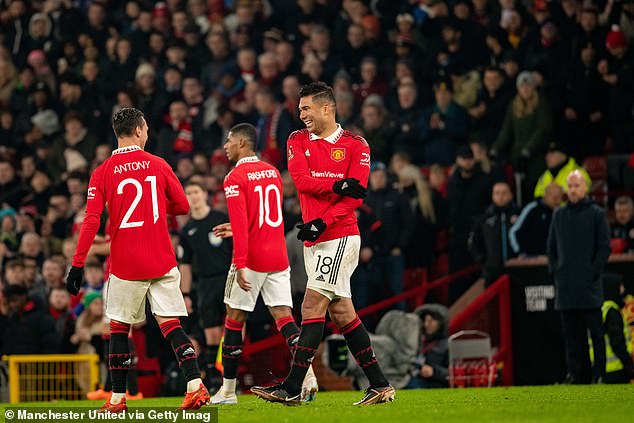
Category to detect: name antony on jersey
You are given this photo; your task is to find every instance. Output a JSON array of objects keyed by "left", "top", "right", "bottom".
[{"left": 113, "top": 161, "right": 151, "bottom": 174}]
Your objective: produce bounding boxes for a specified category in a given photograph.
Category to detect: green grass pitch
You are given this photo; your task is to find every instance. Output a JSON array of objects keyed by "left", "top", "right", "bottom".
[{"left": 1, "top": 386, "right": 633, "bottom": 423}]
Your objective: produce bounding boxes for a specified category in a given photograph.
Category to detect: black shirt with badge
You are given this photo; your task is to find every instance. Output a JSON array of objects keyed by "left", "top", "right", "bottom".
[{"left": 179, "top": 211, "right": 233, "bottom": 277}]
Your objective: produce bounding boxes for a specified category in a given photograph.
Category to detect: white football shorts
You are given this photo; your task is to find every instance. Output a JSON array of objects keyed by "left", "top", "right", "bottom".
[
  {"left": 105, "top": 266, "right": 187, "bottom": 324},
  {"left": 224, "top": 265, "right": 293, "bottom": 312},
  {"left": 304, "top": 235, "right": 360, "bottom": 300}
]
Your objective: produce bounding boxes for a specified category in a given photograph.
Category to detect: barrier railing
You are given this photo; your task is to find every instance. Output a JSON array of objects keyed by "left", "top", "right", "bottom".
[
  {"left": 2, "top": 354, "right": 99, "bottom": 403},
  {"left": 242, "top": 265, "right": 481, "bottom": 358}
]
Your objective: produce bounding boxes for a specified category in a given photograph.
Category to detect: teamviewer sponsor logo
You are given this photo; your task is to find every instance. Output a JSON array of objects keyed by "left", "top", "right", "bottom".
[
  {"left": 224, "top": 185, "right": 239, "bottom": 198},
  {"left": 310, "top": 171, "right": 345, "bottom": 178}
]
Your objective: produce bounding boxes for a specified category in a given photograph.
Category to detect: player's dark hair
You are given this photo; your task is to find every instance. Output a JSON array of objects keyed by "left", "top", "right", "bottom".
[
  {"left": 185, "top": 180, "right": 207, "bottom": 193},
  {"left": 112, "top": 108, "right": 145, "bottom": 138},
  {"left": 298, "top": 82, "right": 336, "bottom": 106},
  {"left": 229, "top": 123, "right": 256, "bottom": 150}
]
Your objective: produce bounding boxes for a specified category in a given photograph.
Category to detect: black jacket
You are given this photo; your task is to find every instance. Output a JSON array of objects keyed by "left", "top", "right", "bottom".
[
  {"left": 448, "top": 169, "right": 492, "bottom": 237},
  {"left": 0, "top": 299, "right": 61, "bottom": 354},
  {"left": 509, "top": 198, "right": 554, "bottom": 256},
  {"left": 547, "top": 198, "right": 611, "bottom": 310},
  {"left": 469, "top": 203, "right": 519, "bottom": 284},
  {"left": 360, "top": 187, "right": 413, "bottom": 256},
  {"left": 413, "top": 304, "right": 449, "bottom": 387}
]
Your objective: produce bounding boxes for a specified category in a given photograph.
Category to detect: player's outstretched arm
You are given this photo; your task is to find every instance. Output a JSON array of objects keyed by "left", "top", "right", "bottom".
[
  {"left": 212, "top": 222, "right": 233, "bottom": 238},
  {"left": 70, "top": 168, "right": 107, "bottom": 295}
]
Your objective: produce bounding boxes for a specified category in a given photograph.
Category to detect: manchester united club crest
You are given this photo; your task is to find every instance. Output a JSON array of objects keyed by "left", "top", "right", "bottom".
[{"left": 331, "top": 148, "right": 346, "bottom": 162}]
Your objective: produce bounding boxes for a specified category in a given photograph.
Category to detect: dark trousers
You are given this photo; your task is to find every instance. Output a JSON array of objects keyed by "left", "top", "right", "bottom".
[
  {"left": 351, "top": 254, "right": 406, "bottom": 311},
  {"left": 560, "top": 309, "right": 606, "bottom": 383}
]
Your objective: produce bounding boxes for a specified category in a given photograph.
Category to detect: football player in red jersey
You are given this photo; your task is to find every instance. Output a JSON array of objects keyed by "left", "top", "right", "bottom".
[
  {"left": 252, "top": 83, "right": 395, "bottom": 405},
  {"left": 210, "top": 123, "right": 317, "bottom": 405},
  {"left": 65, "top": 108, "right": 209, "bottom": 412}
]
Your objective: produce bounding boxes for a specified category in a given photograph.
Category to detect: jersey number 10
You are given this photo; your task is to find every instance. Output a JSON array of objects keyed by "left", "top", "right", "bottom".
[
  {"left": 254, "top": 184, "right": 283, "bottom": 228},
  {"left": 117, "top": 176, "right": 159, "bottom": 229}
]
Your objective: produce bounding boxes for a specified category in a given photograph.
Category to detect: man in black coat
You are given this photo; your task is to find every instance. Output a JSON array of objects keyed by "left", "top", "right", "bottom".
[
  {"left": 468, "top": 182, "right": 519, "bottom": 285},
  {"left": 353, "top": 162, "right": 413, "bottom": 310},
  {"left": 0, "top": 284, "right": 60, "bottom": 354},
  {"left": 447, "top": 146, "right": 492, "bottom": 301},
  {"left": 547, "top": 170, "right": 611, "bottom": 384}
]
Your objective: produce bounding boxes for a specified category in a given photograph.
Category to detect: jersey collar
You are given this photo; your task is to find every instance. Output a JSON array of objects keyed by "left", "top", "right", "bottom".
[
  {"left": 235, "top": 156, "right": 260, "bottom": 167},
  {"left": 309, "top": 124, "right": 343, "bottom": 144},
  {"left": 112, "top": 145, "right": 142, "bottom": 155}
]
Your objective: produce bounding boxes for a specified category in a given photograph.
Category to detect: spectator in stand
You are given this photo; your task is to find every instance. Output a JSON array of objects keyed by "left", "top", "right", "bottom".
[
  {"left": 600, "top": 26, "right": 634, "bottom": 154},
  {"left": 560, "top": 41, "right": 609, "bottom": 160},
  {"left": 611, "top": 196, "right": 634, "bottom": 253},
  {"left": 510, "top": 183, "right": 564, "bottom": 257},
  {"left": 388, "top": 79, "right": 424, "bottom": 164},
  {"left": 35, "top": 256, "right": 66, "bottom": 301},
  {"left": 547, "top": 170, "right": 611, "bottom": 384},
  {"left": 47, "top": 112, "right": 98, "bottom": 183},
  {"left": 70, "top": 292, "right": 105, "bottom": 391},
  {"left": 469, "top": 66, "right": 514, "bottom": 147},
  {"left": 397, "top": 164, "right": 441, "bottom": 270},
  {"left": 254, "top": 87, "right": 294, "bottom": 169},
  {"left": 533, "top": 142, "right": 591, "bottom": 199},
  {"left": 406, "top": 304, "right": 449, "bottom": 389},
  {"left": 47, "top": 192, "right": 74, "bottom": 240},
  {"left": 342, "top": 23, "right": 369, "bottom": 81},
  {"left": 358, "top": 96, "right": 391, "bottom": 164},
  {"left": 0, "top": 284, "right": 60, "bottom": 355},
  {"left": 354, "top": 162, "right": 413, "bottom": 310},
  {"left": 134, "top": 63, "right": 168, "bottom": 141},
  {"left": 157, "top": 100, "right": 197, "bottom": 167},
  {"left": 469, "top": 182, "right": 519, "bottom": 285},
  {"left": 447, "top": 146, "right": 492, "bottom": 301},
  {"left": 0, "top": 159, "right": 27, "bottom": 209},
  {"left": 2, "top": 259, "right": 25, "bottom": 286},
  {"left": 352, "top": 57, "right": 388, "bottom": 108},
  {"left": 48, "top": 287, "right": 76, "bottom": 353},
  {"left": 492, "top": 71, "right": 553, "bottom": 197},
  {"left": 420, "top": 79, "right": 469, "bottom": 166}
]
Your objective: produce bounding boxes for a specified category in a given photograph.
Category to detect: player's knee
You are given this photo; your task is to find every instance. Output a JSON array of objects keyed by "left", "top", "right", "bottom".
[{"left": 226, "top": 306, "right": 248, "bottom": 322}]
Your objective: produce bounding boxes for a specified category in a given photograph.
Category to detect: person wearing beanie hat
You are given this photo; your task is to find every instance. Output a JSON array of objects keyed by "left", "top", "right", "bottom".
[
  {"left": 82, "top": 291, "right": 102, "bottom": 308},
  {"left": 492, "top": 66, "right": 553, "bottom": 200}
]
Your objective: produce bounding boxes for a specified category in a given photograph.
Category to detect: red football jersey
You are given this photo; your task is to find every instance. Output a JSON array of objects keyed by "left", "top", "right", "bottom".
[
  {"left": 224, "top": 156, "right": 289, "bottom": 272},
  {"left": 73, "top": 145, "right": 189, "bottom": 280},
  {"left": 287, "top": 125, "right": 371, "bottom": 246}
]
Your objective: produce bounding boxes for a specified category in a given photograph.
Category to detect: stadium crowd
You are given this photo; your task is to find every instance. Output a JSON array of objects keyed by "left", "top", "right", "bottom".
[{"left": 0, "top": 0, "right": 634, "bottom": 391}]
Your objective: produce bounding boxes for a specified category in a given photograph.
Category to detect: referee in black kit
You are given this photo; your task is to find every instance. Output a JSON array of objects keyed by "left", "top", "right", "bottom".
[{"left": 179, "top": 181, "right": 233, "bottom": 385}]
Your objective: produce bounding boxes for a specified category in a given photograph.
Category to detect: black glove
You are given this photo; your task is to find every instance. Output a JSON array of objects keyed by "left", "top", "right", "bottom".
[
  {"left": 296, "top": 218, "right": 327, "bottom": 242},
  {"left": 66, "top": 266, "right": 83, "bottom": 296},
  {"left": 333, "top": 178, "right": 367, "bottom": 199}
]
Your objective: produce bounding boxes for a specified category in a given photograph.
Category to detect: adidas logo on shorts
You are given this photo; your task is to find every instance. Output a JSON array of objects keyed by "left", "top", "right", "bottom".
[
  {"left": 316, "top": 275, "right": 325, "bottom": 282},
  {"left": 122, "top": 358, "right": 132, "bottom": 366},
  {"left": 182, "top": 347, "right": 196, "bottom": 356}
]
